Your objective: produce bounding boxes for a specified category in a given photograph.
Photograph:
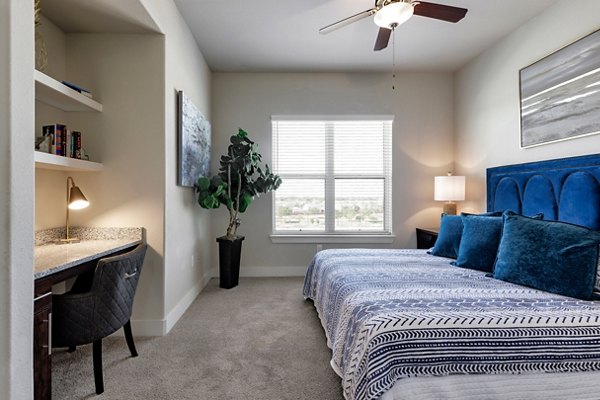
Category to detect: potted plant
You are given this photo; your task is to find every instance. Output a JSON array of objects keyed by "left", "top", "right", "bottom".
[{"left": 196, "top": 128, "right": 282, "bottom": 289}]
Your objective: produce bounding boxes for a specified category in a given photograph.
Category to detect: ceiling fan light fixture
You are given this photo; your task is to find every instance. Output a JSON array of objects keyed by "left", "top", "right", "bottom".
[{"left": 374, "top": 2, "right": 414, "bottom": 29}]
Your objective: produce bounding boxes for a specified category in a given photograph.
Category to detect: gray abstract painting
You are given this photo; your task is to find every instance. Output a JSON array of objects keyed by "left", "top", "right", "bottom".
[
  {"left": 520, "top": 29, "right": 600, "bottom": 148},
  {"left": 178, "top": 91, "right": 211, "bottom": 187}
]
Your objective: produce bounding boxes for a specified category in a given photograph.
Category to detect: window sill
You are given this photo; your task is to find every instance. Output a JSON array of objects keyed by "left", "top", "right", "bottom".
[{"left": 269, "top": 234, "right": 396, "bottom": 244}]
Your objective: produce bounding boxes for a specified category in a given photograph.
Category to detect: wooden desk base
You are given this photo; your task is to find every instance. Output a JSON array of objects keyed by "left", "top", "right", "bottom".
[{"left": 34, "top": 245, "right": 137, "bottom": 400}]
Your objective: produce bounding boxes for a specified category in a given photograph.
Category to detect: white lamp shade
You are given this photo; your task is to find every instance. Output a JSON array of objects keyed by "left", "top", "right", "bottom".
[
  {"left": 374, "top": 2, "right": 414, "bottom": 29},
  {"left": 434, "top": 175, "right": 465, "bottom": 201}
]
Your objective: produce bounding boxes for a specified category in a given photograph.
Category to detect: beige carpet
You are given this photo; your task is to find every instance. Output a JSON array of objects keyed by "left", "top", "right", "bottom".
[{"left": 52, "top": 277, "right": 343, "bottom": 400}]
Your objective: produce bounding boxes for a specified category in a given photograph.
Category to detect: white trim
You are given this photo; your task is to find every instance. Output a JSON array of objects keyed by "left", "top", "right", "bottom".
[
  {"left": 164, "top": 268, "right": 212, "bottom": 333},
  {"left": 270, "top": 234, "right": 396, "bottom": 244},
  {"left": 129, "top": 269, "right": 213, "bottom": 336},
  {"left": 129, "top": 319, "right": 166, "bottom": 337},
  {"left": 272, "top": 114, "right": 394, "bottom": 122}
]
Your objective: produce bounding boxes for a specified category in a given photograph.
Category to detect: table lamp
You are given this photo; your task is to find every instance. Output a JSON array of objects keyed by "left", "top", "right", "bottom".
[
  {"left": 60, "top": 176, "right": 89, "bottom": 243},
  {"left": 434, "top": 173, "right": 465, "bottom": 215}
]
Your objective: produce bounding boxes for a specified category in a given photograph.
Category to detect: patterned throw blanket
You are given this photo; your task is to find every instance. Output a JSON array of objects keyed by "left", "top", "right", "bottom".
[{"left": 303, "top": 249, "right": 600, "bottom": 400}]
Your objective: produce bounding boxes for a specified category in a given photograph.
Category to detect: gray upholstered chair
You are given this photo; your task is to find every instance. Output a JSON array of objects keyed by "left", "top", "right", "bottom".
[{"left": 52, "top": 243, "right": 147, "bottom": 395}]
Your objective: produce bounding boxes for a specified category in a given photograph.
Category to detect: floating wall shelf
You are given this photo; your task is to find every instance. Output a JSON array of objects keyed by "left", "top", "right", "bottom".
[
  {"left": 34, "top": 70, "right": 103, "bottom": 112},
  {"left": 34, "top": 152, "right": 103, "bottom": 172}
]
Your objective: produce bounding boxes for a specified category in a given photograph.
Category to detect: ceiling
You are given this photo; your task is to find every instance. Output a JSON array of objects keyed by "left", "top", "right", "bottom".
[{"left": 173, "top": 0, "right": 560, "bottom": 72}]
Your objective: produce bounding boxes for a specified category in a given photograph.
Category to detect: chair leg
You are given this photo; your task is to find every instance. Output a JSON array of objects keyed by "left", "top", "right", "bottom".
[
  {"left": 92, "top": 339, "right": 104, "bottom": 395},
  {"left": 123, "top": 320, "right": 138, "bottom": 357},
  {"left": 68, "top": 345, "right": 76, "bottom": 353}
]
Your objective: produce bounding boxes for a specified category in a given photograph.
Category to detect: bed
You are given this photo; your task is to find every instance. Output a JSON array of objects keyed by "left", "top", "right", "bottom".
[{"left": 303, "top": 154, "right": 600, "bottom": 400}]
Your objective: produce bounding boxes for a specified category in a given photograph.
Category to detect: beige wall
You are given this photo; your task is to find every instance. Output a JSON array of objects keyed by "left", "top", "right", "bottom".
[
  {"left": 65, "top": 34, "right": 167, "bottom": 329},
  {"left": 33, "top": 0, "right": 214, "bottom": 335},
  {"left": 34, "top": 16, "right": 68, "bottom": 231},
  {"left": 0, "top": 0, "right": 34, "bottom": 397},
  {"left": 141, "top": 0, "right": 214, "bottom": 332},
  {"left": 32, "top": 27, "right": 167, "bottom": 332},
  {"left": 455, "top": 0, "right": 600, "bottom": 212},
  {"left": 211, "top": 72, "right": 455, "bottom": 275}
]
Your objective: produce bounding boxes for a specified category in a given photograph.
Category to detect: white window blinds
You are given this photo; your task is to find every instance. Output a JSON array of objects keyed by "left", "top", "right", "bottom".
[{"left": 272, "top": 116, "right": 393, "bottom": 235}]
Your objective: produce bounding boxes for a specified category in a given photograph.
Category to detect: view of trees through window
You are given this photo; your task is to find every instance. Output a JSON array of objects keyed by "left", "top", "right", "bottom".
[
  {"left": 272, "top": 118, "right": 392, "bottom": 234},
  {"left": 274, "top": 179, "right": 384, "bottom": 231}
]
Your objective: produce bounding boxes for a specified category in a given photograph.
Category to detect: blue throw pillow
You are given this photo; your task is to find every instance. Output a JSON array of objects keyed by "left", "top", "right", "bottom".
[
  {"left": 428, "top": 214, "right": 463, "bottom": 259},
  {"left": 453, "top": 214, "right": 504, "bottom": 272},
  {"left": 428, "top": 211, "right": 502, "bottom": 259},
  {"left": 494, "top": 211, "right": 600, "bottom": 300},
  {"left": 453, "top": 212, "right": 543, "bottom": 272}
]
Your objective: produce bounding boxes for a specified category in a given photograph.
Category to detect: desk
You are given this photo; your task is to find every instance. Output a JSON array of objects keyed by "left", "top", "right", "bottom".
[{"left": 34, "top": 228, "right": 143, "bottom": 400}]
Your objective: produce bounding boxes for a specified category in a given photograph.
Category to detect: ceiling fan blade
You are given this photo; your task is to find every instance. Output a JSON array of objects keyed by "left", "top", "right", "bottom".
[
  {"left": 413, "top": 1, "right": 468, "bottom": 23},
  {"left": 319, "top": 8, "right": 376, "bottom": 34},
  {"left": 374, "top": 28, "right": 392, "bottom": 51}
]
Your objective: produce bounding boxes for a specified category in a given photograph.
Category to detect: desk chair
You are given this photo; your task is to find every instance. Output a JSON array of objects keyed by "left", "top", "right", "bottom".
[{"left": 52, "top": 243, "right": 147, "bottom": 395}]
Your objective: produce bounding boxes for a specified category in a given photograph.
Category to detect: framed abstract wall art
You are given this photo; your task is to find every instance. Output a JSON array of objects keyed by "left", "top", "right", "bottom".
[
  {"left": 519, "top": 29, "right": 600, "bottom": 148},
  {"left": 178, "top": 90, "right": 211, "bottom": 187}
]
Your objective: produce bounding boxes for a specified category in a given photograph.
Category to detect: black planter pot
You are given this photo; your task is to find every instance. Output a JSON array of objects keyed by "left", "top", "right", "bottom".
[{"left": 216, "top": 235, "right": 245, "bottom": 289}]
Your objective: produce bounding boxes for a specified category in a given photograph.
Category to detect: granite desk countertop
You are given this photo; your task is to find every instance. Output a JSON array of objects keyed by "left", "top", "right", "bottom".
[{"left": 34, "top": 227, "right": 143, "bottom": 279}]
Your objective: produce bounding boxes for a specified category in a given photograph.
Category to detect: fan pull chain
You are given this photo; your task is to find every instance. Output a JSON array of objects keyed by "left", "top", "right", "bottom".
[{"left": 392, "top": 24, "right": 397, "bottom": 90}]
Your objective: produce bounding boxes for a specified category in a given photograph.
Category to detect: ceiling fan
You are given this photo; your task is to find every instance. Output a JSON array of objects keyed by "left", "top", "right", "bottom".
[{"left": 320, "top": 0, "right": 468, "bottom": 51}]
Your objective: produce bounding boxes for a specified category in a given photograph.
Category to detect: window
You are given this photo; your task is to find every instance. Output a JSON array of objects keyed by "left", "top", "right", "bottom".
[{"left": 271, "top": 116, "right": 393, "bottom": 238}]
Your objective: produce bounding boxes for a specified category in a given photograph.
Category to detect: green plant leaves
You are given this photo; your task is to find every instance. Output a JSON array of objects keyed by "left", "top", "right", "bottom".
[
  {"left": 196, "top": 175, "right": 229, "bottom": 210},
  {"left": 196, "top": 128, "right": 282, "bottom": 234},
  {"left": 201, "top": 195, "right": 220, "bottom": 209},
  {"left": 238, "top": 192, "right": 253, "bottom": 213},
  {"left": 197, "top": 176, "right": 210, "bottom": 190}
]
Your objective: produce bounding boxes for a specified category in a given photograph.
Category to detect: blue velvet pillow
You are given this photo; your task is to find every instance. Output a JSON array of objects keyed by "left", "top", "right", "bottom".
[
  {"left": 494, "top": 211, "right": 600, "bottom": 300},
  {"left": 428, "top": 212, "right": 502, "bottom": 259},
  {"left": 453, "top": 212, "right": 543, "bottom": 272},
  {"left": 453, "top": 215, "right": 504, "bottom": 272},
  {"left": 428, "top": 214, "right": 463, "bottom": 259}
]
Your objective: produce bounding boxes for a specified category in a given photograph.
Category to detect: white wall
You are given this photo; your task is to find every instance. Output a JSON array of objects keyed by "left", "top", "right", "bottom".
[
  {"left": 455, "top": 0, "right": 600, "bottom": 212},
  {"left": 34, "top": 15, "right": 68, "bottom": 232},
  {"left": 0, "top": 0, "right": 34, "bottom": 398},
  {"left": 32, "top": 0, "right": 214, "bottom": 336},
  {"left": 211, "top": 72, "right": 454, "bottom": 275},
  {"left": 141, "top": 0, "right": 213, "bottom": 333},
  {"left": 32, "top": 27, "right": 167, "bottom": 333},
  {"left": 65, "top": 34, "right": 167, "bottom": 332}
]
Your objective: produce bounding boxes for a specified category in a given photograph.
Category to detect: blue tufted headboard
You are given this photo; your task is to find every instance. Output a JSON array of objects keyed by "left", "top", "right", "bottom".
[{"left": 486, "top": 154, "right": 600, "bottom": 230}]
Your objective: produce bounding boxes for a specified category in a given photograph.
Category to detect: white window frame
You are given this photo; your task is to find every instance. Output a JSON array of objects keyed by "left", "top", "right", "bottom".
[{"left": 270, "top": 115, "right": 394, "bottom": 244}]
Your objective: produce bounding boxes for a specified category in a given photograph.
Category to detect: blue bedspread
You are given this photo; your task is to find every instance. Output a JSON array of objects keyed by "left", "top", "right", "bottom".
[{"left": 303, "top": 248, "right": 600, "bottom": 400}]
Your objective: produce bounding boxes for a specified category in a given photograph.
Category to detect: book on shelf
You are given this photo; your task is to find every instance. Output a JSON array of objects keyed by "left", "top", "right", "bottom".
[
  {"left": 42, "top": 124, "right": 66, "bottom": 156},
  {"left": 72, "top": 131, "right": 82, "bottom": 159},
  {"left": 65, "top": 130, "right": 72, "bottom": 158},
  {"left": 61, "top": 80, "right": 92, "bottom": 98},
  {"left": 41, "top": 125, "right": 82, "bottom": 159}
]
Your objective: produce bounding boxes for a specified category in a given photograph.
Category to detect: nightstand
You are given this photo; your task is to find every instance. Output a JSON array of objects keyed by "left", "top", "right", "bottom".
[{"left": 416, "top": 228, "right": 439, "bottom": 249}]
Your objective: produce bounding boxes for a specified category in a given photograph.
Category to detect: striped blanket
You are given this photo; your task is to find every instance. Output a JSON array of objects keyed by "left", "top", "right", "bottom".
[{"left": 303, "top": 249, "right": 600, "bottom": 400}]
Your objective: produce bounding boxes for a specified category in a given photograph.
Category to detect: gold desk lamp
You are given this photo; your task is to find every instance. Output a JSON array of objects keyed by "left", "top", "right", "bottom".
[{"left": 59, "top": 176, "right": 89, "bottom": 243}]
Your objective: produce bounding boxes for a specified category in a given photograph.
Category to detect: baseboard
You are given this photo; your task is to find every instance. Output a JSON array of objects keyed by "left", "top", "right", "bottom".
[
  {"left": 129, "top": 319, "right": 166, "bottom": 337},
  {"left": 239, "top": 266, "right": 308, "bottom": 277},
  {"left": 129, "top": 269, "right": 214, "bottom": 337},
  {"left": 164, "top": 268, "right": 213, "bottom": 333}
]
